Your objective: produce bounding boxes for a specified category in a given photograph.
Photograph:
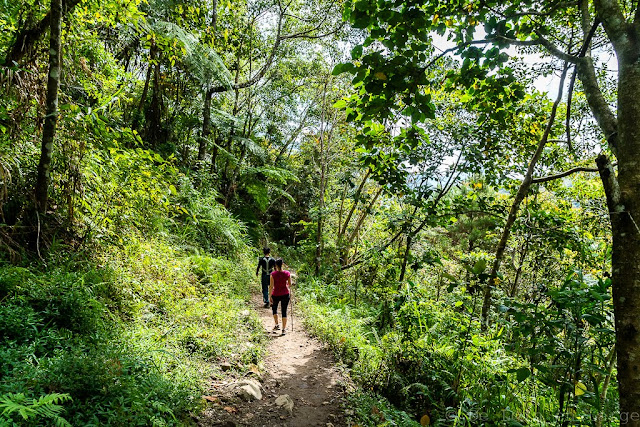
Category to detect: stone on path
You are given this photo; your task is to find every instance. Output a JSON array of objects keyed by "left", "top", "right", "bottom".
[
  {"left": 228, "top": 379, "right": 262, "bottom": 401},
  {"left": 275, "top": 394, "right": 294, "bottom": 414}
]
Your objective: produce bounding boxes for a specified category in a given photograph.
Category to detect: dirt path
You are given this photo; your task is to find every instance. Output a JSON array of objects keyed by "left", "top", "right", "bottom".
[{"left": 197, "top": 293, "right": 351, "bottom": 427}]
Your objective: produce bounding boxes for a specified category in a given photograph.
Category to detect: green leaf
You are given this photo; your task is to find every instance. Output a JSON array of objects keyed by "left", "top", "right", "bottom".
[
  {"left": 333, "top": 99, "right": 347, "bottom": 109},
  {"left": 515, "top": 367, "right": 531, "bottom": 382},
  {"left": 472, "top": 259, "right": 487, "bottom": 274},
  {"left": 442, "top": 272, "right": 457, "bottom": 282},
  {"left": 351, "top": 45, "right": 363, "bottom": 60},
  {"left": 332, "top": 62, "right": 356, "bottom": 75}
]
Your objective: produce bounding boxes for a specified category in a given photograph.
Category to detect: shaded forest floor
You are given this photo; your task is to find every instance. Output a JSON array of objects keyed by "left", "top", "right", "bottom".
[{"left": 197, "top": 292, "right": 352, "bottom": 427}]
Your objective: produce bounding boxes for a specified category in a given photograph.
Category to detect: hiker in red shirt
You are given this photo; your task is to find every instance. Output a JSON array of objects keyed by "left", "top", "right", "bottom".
[{"left": 269, "top": 258, "right": 292, "bottom": 335}]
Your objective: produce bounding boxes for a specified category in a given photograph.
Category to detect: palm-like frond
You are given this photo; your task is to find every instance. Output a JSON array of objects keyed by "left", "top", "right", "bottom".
[
  {"left": 241, "top": 166, "right": 300, "bottom": 184},
  {"left": 209, "top": 108, "right": 243, "bottom": 133},
  {"left": 232, "top": 136, "right": 266, "bottom": 158},
  {"left": 268, "top": 183, "right": 295, "bottom": 204},
  {"left": 150, "top": 21, "right": 232, "bottom": 89}
]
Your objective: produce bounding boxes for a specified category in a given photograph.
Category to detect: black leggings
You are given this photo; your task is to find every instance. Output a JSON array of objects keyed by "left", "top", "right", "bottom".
[{"left": 271, "top": 294, "right": 290, "bottom": 317}]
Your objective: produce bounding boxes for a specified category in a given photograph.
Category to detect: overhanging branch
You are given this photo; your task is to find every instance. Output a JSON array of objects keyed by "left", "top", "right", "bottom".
[{"left": 531, "top": 165, "right": 602, "bottom": 183}]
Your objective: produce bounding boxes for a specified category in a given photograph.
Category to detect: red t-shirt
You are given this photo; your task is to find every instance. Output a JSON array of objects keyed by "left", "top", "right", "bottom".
[{"left": 271, "top": 270, "right": 291, "bottom": 296}]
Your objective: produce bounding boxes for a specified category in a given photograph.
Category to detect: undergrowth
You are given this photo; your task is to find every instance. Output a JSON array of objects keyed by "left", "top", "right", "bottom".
[
  {"left": 298, "top": 276, "right": 525, "bottom": 427},
  {"left": 0, "top": 231, "right": 264, "bottom": 425},
  {"left": 298, "top": 267, "right": 618, "bottom": 427},
  {"left": 0, "top": 142, "right": 267, "bottom": 425}
]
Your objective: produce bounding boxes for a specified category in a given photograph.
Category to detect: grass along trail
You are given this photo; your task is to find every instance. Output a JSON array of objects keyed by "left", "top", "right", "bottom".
[{"left": 197, "top": 291, "right": 351, "bottom": 427}]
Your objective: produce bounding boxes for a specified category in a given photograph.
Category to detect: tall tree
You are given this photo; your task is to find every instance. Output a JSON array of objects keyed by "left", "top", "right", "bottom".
[
  {"left": 34, "top": 0, "right": 63, "bottom": 213},
  {"left": 336, "top": 0, "right": 640, "bottom": 417}
]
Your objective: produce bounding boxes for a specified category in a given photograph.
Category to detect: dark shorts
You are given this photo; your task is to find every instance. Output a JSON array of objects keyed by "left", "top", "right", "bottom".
[{"left": 271, "top": 294, "right": 290, "bottom": 317}]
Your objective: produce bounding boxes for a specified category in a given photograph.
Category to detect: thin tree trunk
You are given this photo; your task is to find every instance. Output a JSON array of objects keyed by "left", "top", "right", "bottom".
[
  {"left": 210, "top": 0, "right": 218, "bottom": 31},
  {"left": 198, "top": 88, "right": 213, "bottom": 162},
  {"left": 34, "top": 0, "right": 62, "bottom": 214},
  {"left": 509, "top": 229, "right": 531, "bottom": 298},
  {"left": 315, "top": 79, "right": 330, "bottom": 275},
  {"left": 339, "top": 169, "right": 371, "bottom": 238},
  {"left": 480, "top": 63, "right": 569, "bottom": 328},
  {"left": 135, "top": 42, "right": 155, "bottom": 130},
  {"left": 196, "top": 0, "right": 218, "bottom": 165},
  {"left": 346, "top": 187, "right": 383, "bottom": 248},
  {"left": 146, "top": 47, "right": 163, "bottom": 147},
  {"left": 399, "top": 234, "right": 412, "bottom": 282},
  {"left": 595, "top": 346, "right": 616, "bottom": 427},
  {"left": 210, "top": 134, "right": 220, "bottom": 173}
]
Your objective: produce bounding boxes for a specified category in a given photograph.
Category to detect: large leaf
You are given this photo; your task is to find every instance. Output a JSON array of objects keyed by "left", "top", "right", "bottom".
[{"left": 209, "top": 108, "right": 243, "bottom": 133}]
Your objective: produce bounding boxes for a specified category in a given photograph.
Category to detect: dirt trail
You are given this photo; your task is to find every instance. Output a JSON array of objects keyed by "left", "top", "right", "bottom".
[{"left": 197, "top": 292, "right": 351, "bottom": 427}]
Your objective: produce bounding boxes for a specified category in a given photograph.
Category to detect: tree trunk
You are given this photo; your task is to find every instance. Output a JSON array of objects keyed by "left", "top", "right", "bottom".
[
  {"left": 135, "top": 42, "right": 155, "bottom": 131},
  {"left": 34, "top": 0, "right": 62, "bottom": 214},
  {"left": 144, "top": 44, "right": 163, "bottom": 147},
  {"left": 315, "top": 118, "right": 327, "bottom": 275},
  {"left": 399, "top": 234, "right": 412, "bottom": 282},
  {"left": 481, "top": 63, "right": 568, "bottom": 328},
  {"left": 607, "top": 59, "right": 640, "bottom": 421},
  {"left": 198, "top": 88, "right": 213, "bottom": 162},
  {"left": 210, "top": 0, "right": 218, "bottom": 32},
  {"left": 210, "top": 135, "right": 220, "bottom": 173}
]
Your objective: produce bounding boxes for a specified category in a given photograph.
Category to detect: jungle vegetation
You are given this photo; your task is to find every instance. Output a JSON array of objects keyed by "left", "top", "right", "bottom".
[{"left": 0, "top": 0, "right": 633, "bottom": 425}]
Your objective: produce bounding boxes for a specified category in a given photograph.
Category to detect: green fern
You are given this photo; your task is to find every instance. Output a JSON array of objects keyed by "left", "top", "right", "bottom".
[
  {"left": 0, "top": 392, "right": 72, "bottom": 426},
  {"left": 242, "top": 166, "right": 300, "bottom": 185},
  {"left": 209, "top": 108, "right": 243, "bottom": 133},
  {"left": 149, "top": 20, "right": 233, "bottom": 88},
  {"left": 211, "top": 141, "right": 238, "bottom": 164},
  {"left": 231, "top": 136, "right": 267, "bottom": 158},
  {"left": 268, "top": 184, "right": 296, "bottom": 204}
]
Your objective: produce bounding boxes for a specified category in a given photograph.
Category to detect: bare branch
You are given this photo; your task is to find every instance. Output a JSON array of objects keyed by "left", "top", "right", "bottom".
[{"left": 531, "top": 165, "right": 600, "bottom": 183}]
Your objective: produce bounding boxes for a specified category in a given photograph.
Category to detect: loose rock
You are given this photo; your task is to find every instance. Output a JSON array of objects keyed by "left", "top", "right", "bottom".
[
  {"left": 228, "top": 379, "right": 262, "bottom": 401},
  {"left": 275, "top": 394, "right": 294, "bottom": 414}
]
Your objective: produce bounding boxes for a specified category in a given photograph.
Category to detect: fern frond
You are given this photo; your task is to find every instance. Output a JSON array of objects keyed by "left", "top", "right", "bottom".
[
  {"left": 210, "top": 108, "right": 243, "bottom": 133},
  {"left": 231, "top": 136, "right": 266, "bottom": 158},
  {"left": 268, "top": 184, "right": 295, "bottom": 204},
  {"left": 0, "top": 392, "right": 71, "bottom": 426},
  {"left": 151, "top": 21, "right": 233, "bottom": 89},
  {"left": 242, "top": 166, "right": 300, "bottom": 184},
  {"left": 211, "top": 141, "right": 239, "bottom": 165}
]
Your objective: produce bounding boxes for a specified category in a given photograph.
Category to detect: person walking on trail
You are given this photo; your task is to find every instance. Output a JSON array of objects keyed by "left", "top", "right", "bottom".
[
  {"left": 256, "top": 248, "right": 276, "bottom": 308},
  {"left": 269, "top": 258, "right": 292, "bottom": 335}
]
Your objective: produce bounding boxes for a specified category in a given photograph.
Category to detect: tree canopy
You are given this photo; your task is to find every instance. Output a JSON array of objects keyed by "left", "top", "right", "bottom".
[{"left": 0, "top": 0, "right": 635, "bottom": 425}]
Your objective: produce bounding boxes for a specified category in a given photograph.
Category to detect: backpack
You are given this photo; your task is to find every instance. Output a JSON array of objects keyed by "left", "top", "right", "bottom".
[{"left": 260, "top": 256, "right": 274, "bottom": 275}]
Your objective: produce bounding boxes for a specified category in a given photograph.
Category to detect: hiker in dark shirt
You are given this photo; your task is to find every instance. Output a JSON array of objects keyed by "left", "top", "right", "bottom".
[{"left": 256, "top": 247, "right": 276, "bottom": 308}]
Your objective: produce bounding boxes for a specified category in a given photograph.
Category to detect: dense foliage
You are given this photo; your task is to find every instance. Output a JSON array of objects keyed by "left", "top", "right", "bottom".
[{"left": 0, "top": 0, "right": 628, "bottom": 425}]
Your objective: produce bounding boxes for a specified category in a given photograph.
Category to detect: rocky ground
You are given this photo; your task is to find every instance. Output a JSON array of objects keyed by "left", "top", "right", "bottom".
[{"left": 196, "top": 292, "right": 352, "bottom": 427}]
